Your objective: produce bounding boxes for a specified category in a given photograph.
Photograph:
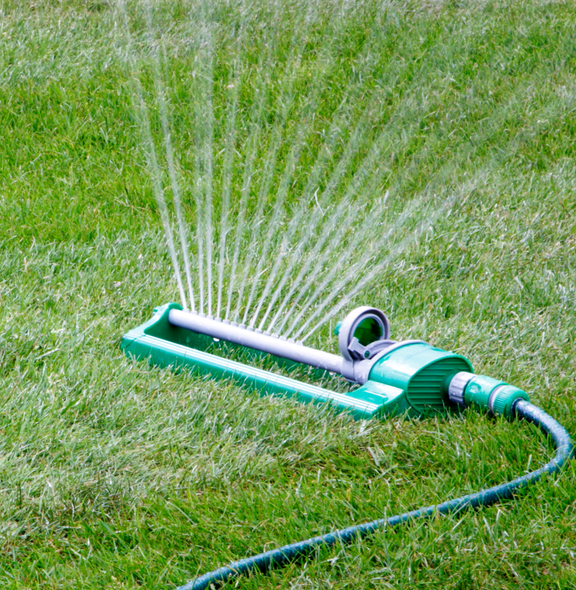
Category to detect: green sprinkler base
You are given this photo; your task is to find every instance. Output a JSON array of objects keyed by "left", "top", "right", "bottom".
[{"left": 121, "top": 303, "right": 403, "bottom": 420}]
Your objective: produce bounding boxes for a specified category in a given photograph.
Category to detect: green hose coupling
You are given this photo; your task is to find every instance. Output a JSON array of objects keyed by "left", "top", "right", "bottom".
[{"left": 447, "top": 372, "right": 529, "bottom": 418}]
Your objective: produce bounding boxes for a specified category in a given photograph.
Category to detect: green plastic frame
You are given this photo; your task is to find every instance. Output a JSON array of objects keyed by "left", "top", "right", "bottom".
[{"left": 121, "top": 303, "right": 401, "bottom": 420}]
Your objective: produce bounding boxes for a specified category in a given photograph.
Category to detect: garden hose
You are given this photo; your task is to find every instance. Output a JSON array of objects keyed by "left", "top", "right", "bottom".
[{"left": 177, "top": 399, "right": 573, "bottom": 590}]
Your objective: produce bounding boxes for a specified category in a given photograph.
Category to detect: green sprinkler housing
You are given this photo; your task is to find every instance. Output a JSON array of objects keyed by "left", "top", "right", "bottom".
[{"left": 122, "top": 303, "right": 529, "bottom": 420}]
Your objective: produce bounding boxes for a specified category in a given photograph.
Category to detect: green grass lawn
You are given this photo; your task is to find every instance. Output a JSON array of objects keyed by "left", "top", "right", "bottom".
[{"left": 1, "top": 0, "right": 576, "bottom": 588}]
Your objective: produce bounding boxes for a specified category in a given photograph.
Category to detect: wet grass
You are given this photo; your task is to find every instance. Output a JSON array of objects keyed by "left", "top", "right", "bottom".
[{"left": 1, "top": 0, "right": 576, "bottom": 588}]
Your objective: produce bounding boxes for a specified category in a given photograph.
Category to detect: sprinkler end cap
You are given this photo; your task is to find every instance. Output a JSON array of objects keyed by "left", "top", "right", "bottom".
[{"left": 338, "top": 306, "right": 390, "bottom": 361}]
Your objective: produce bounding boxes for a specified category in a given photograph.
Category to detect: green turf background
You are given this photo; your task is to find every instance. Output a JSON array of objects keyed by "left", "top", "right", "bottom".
[{"left": 1, "top": 1, "right": 575, "bottom": 588}]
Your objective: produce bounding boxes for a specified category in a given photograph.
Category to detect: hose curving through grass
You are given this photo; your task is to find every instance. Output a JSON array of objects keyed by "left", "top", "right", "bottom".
[{"left": 178, "top": 400, "right": 573, "bottom": 590}]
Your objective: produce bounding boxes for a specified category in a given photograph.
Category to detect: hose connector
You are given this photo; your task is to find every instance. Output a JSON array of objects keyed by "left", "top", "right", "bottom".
[{"left": 447, "top": 371, "right": 529, "bottom": 418}]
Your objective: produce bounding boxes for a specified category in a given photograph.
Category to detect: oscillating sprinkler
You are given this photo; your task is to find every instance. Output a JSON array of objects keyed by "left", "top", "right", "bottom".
[
  {"left": 123, "top": 303, "right": 529, "bottom": 419},
  {"left": 122, "top": 303, "right": 572, "bottom": 590}
]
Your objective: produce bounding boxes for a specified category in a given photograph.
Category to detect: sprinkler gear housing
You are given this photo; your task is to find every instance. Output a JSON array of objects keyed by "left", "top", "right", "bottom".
[{"left": 122, "top": 303, "right": 529, "bottom": 419}]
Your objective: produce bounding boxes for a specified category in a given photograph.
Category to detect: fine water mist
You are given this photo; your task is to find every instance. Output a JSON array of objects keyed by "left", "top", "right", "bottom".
[{"left": 115, "top": 0, "right": 462, "bottom": 343}]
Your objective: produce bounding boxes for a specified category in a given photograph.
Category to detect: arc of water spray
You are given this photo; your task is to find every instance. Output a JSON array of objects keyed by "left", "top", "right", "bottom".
[
  {"left": 285, "top": 199, "right": 424, "bottom": 340},
  {"left": 268, "top": 101, "right": 400, "bottom": 337},
  {"left": 216, "top": 47, "right": 243, "bottom": 319},
  {"left": 248, "top": 11, "right": 391, "bottom": 330},
  {"left": 294, "top": 34, "right": 517, "bottom": 341},
  {"left": 145, "top": 2, "right": 196, "bottom": 310},
  {"left": 228, "top": 1, "right": 381, "bottom": 323},
  {"left": 242, "top": 137, "right": 302, "bottom": 327},
  {"left": 242, "top": 94, "right": 323, "bottom": 327},
  {"left": 246, "top": 29, "right": 364, "bottom": 329},
  {"left": 258, "top": 201, "right": 350, "bottom": 333},
  {"left": 241, "top": 3, "right": 384, "bottom": 327},
  {"left": 115, "top": 0, "right": 187, "bottom": 309},
  {"left": 257, "top": 134, "right": 386, "bottom": 335},
  {"left": 224, "top": 0, "right": 303, "bottom": 322},
  {"left": 224, "top": 44, "right": 274, "bottom": 322},
  {"left": 280, "top": 198, "right": 404, "bottom": 340},
  {"left": 255, "top": 101, "right": 378, "bottom": 332},
  {"left": 263, "top": 3, "right": 474, "bottom": 329},
  {"left": 191, "top": 7, "right": 215, "bottom": 315},
  {"left": 256, "top": 53, "right": 402, "bottom": 333},
  {"left": 230, "top": 7, "right": 318, "bottom": 324},
  {"left": 269, "top": 40, "right": 457, "bottom": 337},
  {"left": 231, "top": 102, "right": 291, "bottom": 324},
  {"left": 252, "top": 1, "right": 448, "bottom": 332},
  {"left": 261, "top": 106, "right": 383, "bottom": 335},
  {"left": 269, "top": 194, "right": 373, "bottom": 337}
]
